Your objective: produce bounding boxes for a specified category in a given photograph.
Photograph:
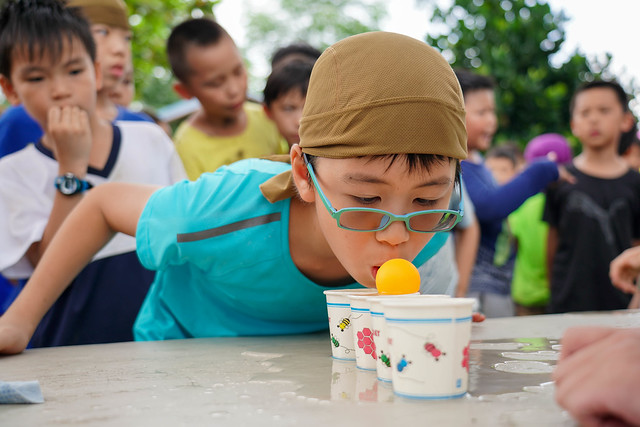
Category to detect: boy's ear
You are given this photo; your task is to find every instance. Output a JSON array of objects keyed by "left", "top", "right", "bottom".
[
  {"left": 290, "top": 144, "right": 315, "bottom": 203},
  {"left": 0, "top": 75, "right": 21, "bottom": 105},
  {"left": 263, "top": 104, "right": 274, "bottom": 121},
  {"left": 173, "top": 82, "right": 193, "bottom": 100},
  {"left": 94, "top": 60, "right": 103, "bottom": 92},
  {"left": 622, "top": 111, "right": 635, "bottom": 132}
]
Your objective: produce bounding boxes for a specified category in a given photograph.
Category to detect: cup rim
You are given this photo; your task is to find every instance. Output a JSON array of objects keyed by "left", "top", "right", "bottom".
[
  {"left": 367, "top": 293, "right": 446, "bottom": 303},
  {"left": 381, "top": 297, "right": 475, "bottom": 308},
  {"left": 323, "top": 288, "right": 375, "bottom": 296},
  {"left": 348, "top": 292, "right": 379, "bottom": 301}
]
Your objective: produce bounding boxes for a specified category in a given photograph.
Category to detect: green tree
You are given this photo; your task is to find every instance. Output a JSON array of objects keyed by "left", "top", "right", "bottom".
[
  {"left": 426, "top": 0, "right": 630, "bottom": 149},
  {"left": 244, "top": 0, "right": 386, "bottom": 94},
  {"left": 126, "top": 0, "right": 221, "bottom": 110}
]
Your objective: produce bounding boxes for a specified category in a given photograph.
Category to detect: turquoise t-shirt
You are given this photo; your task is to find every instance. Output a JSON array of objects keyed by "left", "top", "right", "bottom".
[{"left": 134, "top": 158, "right": 447, "bottom": 340}]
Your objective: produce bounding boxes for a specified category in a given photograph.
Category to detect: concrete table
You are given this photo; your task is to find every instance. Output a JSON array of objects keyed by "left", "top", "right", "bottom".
[{"left": 2, "top": 310, "right": 639, "bottom": 426}]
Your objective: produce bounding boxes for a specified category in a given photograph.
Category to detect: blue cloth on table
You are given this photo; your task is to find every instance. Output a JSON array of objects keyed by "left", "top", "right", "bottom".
[{"left": 0, "top": 380, "right": 44, "bottom": 404}]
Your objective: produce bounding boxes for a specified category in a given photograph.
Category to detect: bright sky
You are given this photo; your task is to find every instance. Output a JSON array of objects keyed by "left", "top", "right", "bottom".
[{"left": 216, "top": 0, "right": 640, "bottom": 114}]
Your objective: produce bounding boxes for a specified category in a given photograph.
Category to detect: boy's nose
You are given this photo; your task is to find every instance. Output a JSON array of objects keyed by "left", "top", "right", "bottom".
[
  {"left": 51, "top": 77, "right": 71, "bottom": 99},
  {"left": 375, "top": 219, "right": 411, "bottom": 247},
  {"left": 106, "top": 33, "right": 129, "bottom": 58},
  {"left": 227, "top": 79, "right": 242, "bottom": 98}
]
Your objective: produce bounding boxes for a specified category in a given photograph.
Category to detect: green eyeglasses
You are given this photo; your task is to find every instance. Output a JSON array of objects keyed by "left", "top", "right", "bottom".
[{"left": 304, "top": 154, "right": 464, "bottom": 233}]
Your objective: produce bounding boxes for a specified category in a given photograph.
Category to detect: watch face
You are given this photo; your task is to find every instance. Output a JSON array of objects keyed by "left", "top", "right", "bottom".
[
  {"left": 59, "top": 176, "right": 79, "bottom": 194},
  {"left": 55, "top": 173, "right": 82, "bottom": 195}
]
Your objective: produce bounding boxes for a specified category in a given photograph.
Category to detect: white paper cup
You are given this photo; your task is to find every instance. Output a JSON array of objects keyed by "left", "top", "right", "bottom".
[
  {"left": 368, "top": 294, "right": 449, "bottom": 382},
  {"left": 348, "top": 293, "right": 380, "bottom": 371},
  {"left": 382, "top": 298, "right": 474, "bottom": 400},
  {"left": 324, "top": 289, "right": 377, "bottom": 360}
]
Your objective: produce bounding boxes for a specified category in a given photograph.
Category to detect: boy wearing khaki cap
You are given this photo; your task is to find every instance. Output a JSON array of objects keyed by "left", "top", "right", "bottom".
[
  {"left": 0, "top": 31, "right": 472, "bottom": 352},
  {"left": 65, "top": 0, "right": 148, "bottom": 122}
]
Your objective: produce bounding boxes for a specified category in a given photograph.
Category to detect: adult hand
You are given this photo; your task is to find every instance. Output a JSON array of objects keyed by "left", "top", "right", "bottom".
[
  {"left": 554, "top": 327, "right": 640, "bottom": 427},
  {"left": 610, "top": 246, "right": 640, "bottom": 294}
]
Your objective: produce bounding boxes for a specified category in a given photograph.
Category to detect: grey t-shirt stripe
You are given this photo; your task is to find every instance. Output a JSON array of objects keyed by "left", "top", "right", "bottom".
[{"left": 177, "top": 212, "right": 282, "bottom": 243}]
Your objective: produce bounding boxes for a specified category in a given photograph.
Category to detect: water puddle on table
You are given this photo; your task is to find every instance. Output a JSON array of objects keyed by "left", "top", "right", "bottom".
[{"left": 320, "top": 337, "right": 560, "bottom": 401}]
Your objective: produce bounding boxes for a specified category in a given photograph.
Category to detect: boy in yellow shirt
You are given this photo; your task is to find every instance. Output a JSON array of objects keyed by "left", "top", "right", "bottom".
[{"left": 169, "top": 18, "right": 286, "bottom": 180}]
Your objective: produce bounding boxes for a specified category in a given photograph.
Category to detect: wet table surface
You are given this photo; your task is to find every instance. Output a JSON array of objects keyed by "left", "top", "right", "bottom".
[{"left": 2, "top": 310, "right": 639, "bottom": 426}]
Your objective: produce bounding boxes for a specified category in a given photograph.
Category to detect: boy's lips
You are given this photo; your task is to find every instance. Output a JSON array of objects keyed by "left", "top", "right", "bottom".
[
  {"left": 372, "top": 265, "right": 380, "bottom": 279},
  {"left": 109, "top": 65, "right": 124, "bottom": 78}
]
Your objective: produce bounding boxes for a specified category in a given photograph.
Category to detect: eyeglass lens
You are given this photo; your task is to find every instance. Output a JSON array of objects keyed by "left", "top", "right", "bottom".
[{"left": 338, "top": 210, "right": 457, "bottom": 232}]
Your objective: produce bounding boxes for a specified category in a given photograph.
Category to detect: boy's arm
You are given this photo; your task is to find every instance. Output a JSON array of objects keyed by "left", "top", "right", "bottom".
[
  {"left": 454, "top": 218, "right": 480, "bottom": 297},
  {"left": 463, "top": 160, "right": 558, "bottom": 223},
  {"left": 0, "top": 182, "right": 159, "bottom": 354},
  {"left": 25, "top": 107, "right": 92, "bottom": 267}
]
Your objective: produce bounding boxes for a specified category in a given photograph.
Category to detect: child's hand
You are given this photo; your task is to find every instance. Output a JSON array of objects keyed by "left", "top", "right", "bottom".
[
  {"left": 610, "top": 246, "right": 640, "bottom": 294},
  {"left": 556, "top": 165, "right": 576, "bottom": 184},
  {"left": 553, "top": 327, "right": 640, "bottom": 426},
  {"left": 472, "top": 312, "right": 485, "bottom": 322},
  {"left": 0, "top": 321, "right": 31, "bottom": 354},
  {"left": 47, "top": 105, "right": 92, "bottom": 170}
]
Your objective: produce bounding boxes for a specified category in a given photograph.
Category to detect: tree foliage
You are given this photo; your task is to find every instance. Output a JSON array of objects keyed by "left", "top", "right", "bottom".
[
  {"left": 426, "top": 0, "right": 630, "bottom": 149},
  {"left": 245, "top": 0, "right": 385, "bottom": 52},
  {"left": 126, "top": 0, "right": 221, "bottom": 110},
  {"left": 244, "top": 0, "right": 386, "bottom": 94}
]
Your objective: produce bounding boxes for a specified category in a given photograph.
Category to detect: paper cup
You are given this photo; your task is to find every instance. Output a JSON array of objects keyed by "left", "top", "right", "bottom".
[
  {"left": 368, "top": 294, "right": 449, "bottom": 382},
  {"left": 382, "top": 298, "right": 474, "bottom": 400},
  {"left": 324, "top": 289, "right": 377, "bottom": 360},
  {"left": 348, "top": 293, "right": 380, "bottom": 371}
]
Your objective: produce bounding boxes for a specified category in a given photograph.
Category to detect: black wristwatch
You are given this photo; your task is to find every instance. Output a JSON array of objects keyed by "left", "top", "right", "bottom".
[{"left": 54, "top": 173, "right": 93, "bottom": 196}]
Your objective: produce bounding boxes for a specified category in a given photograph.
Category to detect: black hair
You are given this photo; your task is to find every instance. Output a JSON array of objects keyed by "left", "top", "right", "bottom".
[
  {"left": 0, "top": 0, "right": 96, "bottom": 78},
  {"left": 270, "top": 42, "right": 321, "bottom": 69},
  {"left": 167, "top": 17, "right": 230, "bottom": 83},
  {"left": 485, "top": 144, "right": 519, "bottom": 168},
  {"left": 570, "top": 80, "right": 629, "bottom": 116},
  {"left": 305, "top": 153, "right": 462, "bottom": 189},
  {"left": 263, "top": 60, "right": 314, "bottom": 107},
  {"left": 619, "top": 117, "right": 639, "bottom": 155},
  {"left": 453, "top": 68, "right": 495, "bottom": 96}
]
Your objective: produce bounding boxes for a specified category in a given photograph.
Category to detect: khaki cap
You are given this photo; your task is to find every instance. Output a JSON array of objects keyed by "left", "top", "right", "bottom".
[{"left": 261, "top": 31, "right": 467, "bottom": 202}]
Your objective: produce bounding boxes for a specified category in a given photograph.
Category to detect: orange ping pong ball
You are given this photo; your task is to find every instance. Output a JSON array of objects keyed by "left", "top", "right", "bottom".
[{"left": 375, "top": 258, "right": 420, "bottom": 295}]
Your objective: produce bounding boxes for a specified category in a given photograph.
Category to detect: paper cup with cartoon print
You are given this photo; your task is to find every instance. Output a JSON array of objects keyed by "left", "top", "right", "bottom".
[
  {"left": 368, "top": 294, "right": 449, "bottom": 382},
  {"left": 382, "top": 298, "right": 474, "bottom": 399},
  {"left": 324, "top": 289, "right": 377, "bottom": 360},
  {"left": 348, "top": 293, "right": 379, "bottom": 371}
]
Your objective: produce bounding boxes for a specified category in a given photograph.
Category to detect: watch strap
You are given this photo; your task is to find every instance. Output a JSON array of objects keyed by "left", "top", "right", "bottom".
[{"left": 54, "top": 173, "right": 94, "bottom": 196}]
